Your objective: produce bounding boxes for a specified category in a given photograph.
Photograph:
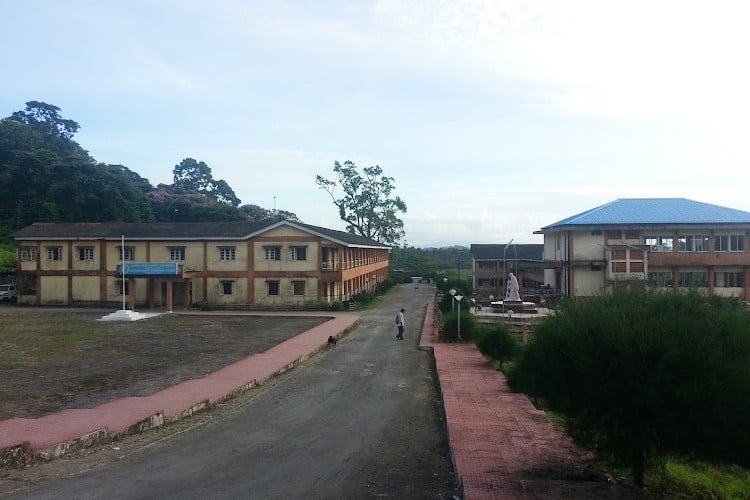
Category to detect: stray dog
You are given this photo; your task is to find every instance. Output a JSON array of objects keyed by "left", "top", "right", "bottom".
[{"left": 327, "top": 335, "right": 337, "bottom": 348}]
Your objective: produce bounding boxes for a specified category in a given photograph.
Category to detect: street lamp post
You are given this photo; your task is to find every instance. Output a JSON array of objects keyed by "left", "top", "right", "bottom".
[
  {"left": 454, "top": 294, "right": 463, "bottom": 340},
  {"left": 449, "top": 288, "right": 456, "bottom": 314}
]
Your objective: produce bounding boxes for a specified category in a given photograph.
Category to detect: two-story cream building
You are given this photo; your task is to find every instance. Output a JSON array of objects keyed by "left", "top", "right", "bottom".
[
  {"left": 11, "top": 220, "right": 390, "bottom": 309},
  {"left": 536, "top": 198, "right": 750, "bottom": 300}
]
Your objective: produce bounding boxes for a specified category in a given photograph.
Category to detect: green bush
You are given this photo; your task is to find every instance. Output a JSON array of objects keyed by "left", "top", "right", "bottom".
[
  {"left": 441, "top": 311, "right": 477, "bottom": 341},
  {"left": 509, "top": 288, "right": 750, "bottom": 488},
  {"left": 475, "top": 324, "right": 520, "bottom": 364}
]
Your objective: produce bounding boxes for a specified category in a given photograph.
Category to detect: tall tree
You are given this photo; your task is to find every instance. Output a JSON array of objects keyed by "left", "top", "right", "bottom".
[
  {"left": 148, "top": 184, "right": 245, "bottom": 222},
  {"left": 10, "top": 101, "right": 80, "bottom": 140},
  {"left": 173, "top": 158, "right": 240, "bottom": 207},
  {"left": 239, "top": 204, "right": 300, "bottom": 224},
  {"left": 316, "top": 160, "right": 407, "bottom": 245}
]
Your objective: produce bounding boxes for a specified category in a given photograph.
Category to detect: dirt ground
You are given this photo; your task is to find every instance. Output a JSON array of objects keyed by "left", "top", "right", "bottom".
[{"left": 0, "top": 307, "right": 327, "bottom": 421}]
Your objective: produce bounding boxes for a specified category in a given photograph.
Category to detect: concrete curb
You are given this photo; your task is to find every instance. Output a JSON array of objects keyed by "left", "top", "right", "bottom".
[{"left": 418, "top": 297, "right": 465, "bottom": 498}]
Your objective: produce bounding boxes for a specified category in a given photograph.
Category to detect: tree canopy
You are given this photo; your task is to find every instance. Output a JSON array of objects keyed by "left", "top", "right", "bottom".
[
  {"left": 316, "top": 160, "right": 407, "bottom": 245},
  {"left": 173, "top": 158, "right": 241, "bottom": 207},
  {"left": 0, "top": 101, "right": 296, "bottom": 236}
]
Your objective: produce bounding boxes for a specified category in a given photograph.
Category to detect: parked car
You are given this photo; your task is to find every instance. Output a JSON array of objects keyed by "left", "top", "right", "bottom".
[{"left": 0, "top": 283, "right": 17, "bottom": 302}]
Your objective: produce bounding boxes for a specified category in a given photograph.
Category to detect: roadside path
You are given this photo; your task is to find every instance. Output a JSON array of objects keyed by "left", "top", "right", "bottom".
[{"left": 421, "top": 299, "right": 641, "bottom": 499}]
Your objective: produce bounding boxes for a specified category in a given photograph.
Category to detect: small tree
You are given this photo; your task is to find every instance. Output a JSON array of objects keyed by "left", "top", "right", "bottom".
[
  {"left": 475, "top": 324, "right": 520, "bottom": 365},
  {"left": 509, "top": 288, "right": 750, "bottom": 488},
  {"left": 316, "top": 160, "right": 407, "bottom": 245}
]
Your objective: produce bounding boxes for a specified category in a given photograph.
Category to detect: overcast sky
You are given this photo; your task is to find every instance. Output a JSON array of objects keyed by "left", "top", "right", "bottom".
[{"left": 2, "top": 1, "right": 749, "bottom": 247}]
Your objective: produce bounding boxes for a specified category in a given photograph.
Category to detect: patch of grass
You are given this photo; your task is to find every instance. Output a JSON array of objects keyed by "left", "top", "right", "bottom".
[
  {"left": 1, "top": 312, "right": 104, "bottom": 349},
  {"left": 0, "top": 310, "right": 328, "bottom": 420},
  {"left": 645, "top": 457, "right": 750, "bottom": 499}
]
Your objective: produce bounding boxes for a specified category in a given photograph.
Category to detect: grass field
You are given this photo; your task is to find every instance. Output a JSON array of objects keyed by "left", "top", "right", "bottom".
[{"left": 0, "top": 309, "right": 327, "bottom": 420}]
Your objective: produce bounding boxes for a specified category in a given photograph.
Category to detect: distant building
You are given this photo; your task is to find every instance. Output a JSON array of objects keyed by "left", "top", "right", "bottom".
[
  {"left": 469, "top": 243, "right": 545, "bottom": 301},
  {"left": 12, "top": 220, "right": 390, "bottom": 308},
  {"left": 536, "top": 198, "right": 750, "bottom": 299}
]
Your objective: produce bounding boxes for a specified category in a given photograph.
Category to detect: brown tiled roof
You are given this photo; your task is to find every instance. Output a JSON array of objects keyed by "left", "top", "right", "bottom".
[
  {"left": 470, "top": 243, "right": 543, "bottom": 261},
  {"left": 291, "top": 222, "right": 390, "bottom": 248},
  {"left": 12, "top": 220, "right": 389, "bottom": 249}
]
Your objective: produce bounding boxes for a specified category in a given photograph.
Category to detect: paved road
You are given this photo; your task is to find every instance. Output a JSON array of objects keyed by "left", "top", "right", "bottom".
[{"left": 5, "top": 284, "right": 458, "bottom": 499}]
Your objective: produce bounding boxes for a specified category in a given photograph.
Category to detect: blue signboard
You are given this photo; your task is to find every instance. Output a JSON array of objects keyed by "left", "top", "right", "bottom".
[{"left": 118, "top": 262, "right": 180, "bottom": 277}]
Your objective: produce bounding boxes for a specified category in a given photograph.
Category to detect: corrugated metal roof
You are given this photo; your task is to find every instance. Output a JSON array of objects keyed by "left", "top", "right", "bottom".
[{"left": 541, "top": 198, "right": 750, "bottom": 230}]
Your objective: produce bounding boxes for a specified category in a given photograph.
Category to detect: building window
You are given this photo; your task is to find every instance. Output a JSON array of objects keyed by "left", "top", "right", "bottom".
[
  {"left": 264, "top": 246, "right": 282, "bottom": 261},
  {"left": 477, "top": 278, "right": 497, "bottom": 287},
  {"left": 118, "top": 246, "right": 135, "bottom": 261},
  {"left": 220, "top": 280, "right": 235, "bottom": 295},
  {"left": 715, "top": 235, "right": 745, "bottom": 252},
  {"left": 477, "top": 261, "right": 494, "bottom": 269},
  {"left": 219, "top": 247, "right": 236, "bottom": 261},
  {"left": 116, "top": 280, "right": 130, "bottom": 295},
  {"left": 46, "top": 247, "right": 63, "bottom": 261},
  {"left": 679, "top": 271, "right": 708, "bottom": 287},
  {"left": 624, "top": 230, "right": 640, "bottom": 240},
  {"left": 630, "top": 261, "right": 644, "bottom": 272},
  {"left": 77, "top": 246, "right": 95, "bottom": 261},
  {"left": 290, "top": 246, "right": 307, "bottom": 261},
  {"left": 678, "top": 235, "right": 709, "bottom": 252},
  {"left": 604, "top": 230, "right": 620, "bottom": 240},
  {"left": 169, "top": 247, "right": 186, "bottom": 261},
  {"left": 20, "top": 247, "right": 37, "bottom": 261},
  {"left": 267, "top": 280, "right": 280, "bottom": 296},
  {"left": 644, "top": 235, "right": 674, "bottom": 250},
  {"left": 612, "top": 261, "right": 627, "bottom": 273},
  {"left": 648, "top": 272, "right": 673, "bottom": 287},
  {"left": 292, "top": 280, "right": 305, "bottom": 296},
  {"left": 716, "top": 272, "right": 744, "bottom": 287}
]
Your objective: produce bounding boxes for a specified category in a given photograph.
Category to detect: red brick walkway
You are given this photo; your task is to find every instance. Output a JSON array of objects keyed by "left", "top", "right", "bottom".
[{"left": 420, "top": 300, "right": 640, "bottom": 499}]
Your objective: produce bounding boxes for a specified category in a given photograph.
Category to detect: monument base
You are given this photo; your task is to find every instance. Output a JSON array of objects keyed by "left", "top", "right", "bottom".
[
  {"left": 490, "top": 301, "right": 538, "bottom": 314},
  {"left": 98, "top": 310, "right": 166, "bottom": 322}
]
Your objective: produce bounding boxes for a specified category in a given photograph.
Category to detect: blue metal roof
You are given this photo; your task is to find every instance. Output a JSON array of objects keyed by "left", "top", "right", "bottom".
[{"left": 542, "top": 198, "right": 750, "bottom": 229}]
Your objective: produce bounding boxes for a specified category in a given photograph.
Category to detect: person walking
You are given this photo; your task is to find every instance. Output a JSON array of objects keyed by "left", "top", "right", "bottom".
[{"left": 395, "top": 308, "right": 405, "bottom": 340}]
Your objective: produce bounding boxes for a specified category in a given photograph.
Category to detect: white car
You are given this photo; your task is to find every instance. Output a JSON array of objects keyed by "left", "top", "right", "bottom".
[{"left": 0, "top": 283, "right": 17, "bottom": 302}]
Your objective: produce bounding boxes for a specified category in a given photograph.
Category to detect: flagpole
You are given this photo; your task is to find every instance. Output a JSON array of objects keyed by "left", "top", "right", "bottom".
[{"left": 121, "top": 235, "right": 126, "bottom": 311}]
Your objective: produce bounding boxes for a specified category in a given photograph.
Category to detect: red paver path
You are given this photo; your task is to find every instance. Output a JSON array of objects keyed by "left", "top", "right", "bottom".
[{"left": 420, "top": 300, "right": 641, "bottom": 500}]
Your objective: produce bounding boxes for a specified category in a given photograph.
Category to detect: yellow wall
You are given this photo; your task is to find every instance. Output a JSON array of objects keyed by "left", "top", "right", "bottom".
[
  {"left": 72, "top": 276, "right": 100, "bottom": 301},
  {"left": 573, "top": 269, "right": 605, "bottom": 296},
  {"left": 40, "top": 276, "right": 67, "bottom": 304},
  {"left": 205, "top": 277, "right": 249, "bottom": 304},
  {"left": 253, "top": 277, "right": 318, "bottom": 305},
  {"left": 40, "top": 243, "right": 68, "bottom": 272},
  {"left": 71, "top": 244, "right": 100, "bottom": 271},
  {"left": 206, "top": 243, "right": 249, "bottom": 270},
  {"left": 254, "top": 239, "right": 319, "bottom": 272},
  {"left": 572, "top": 232, "right": 605, "bottom": 260},
  {"left": 106, "top": 242, "right": 151, "bottom": 271}
]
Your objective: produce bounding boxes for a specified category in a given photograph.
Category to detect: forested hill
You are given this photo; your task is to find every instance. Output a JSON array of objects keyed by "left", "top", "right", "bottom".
[{"left": 0, "top": 101, "right": 298, "bottom": 239}]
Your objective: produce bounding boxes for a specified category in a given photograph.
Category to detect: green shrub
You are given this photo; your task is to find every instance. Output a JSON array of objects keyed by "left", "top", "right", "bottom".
[
  {"left": 510, "top": 288, "right": 750, "bottom": 488},
  {"left": 441, "top": 311, "right": 477, "bottom": 341},
  {"left": 475, "top": 324, "right": 520, "bottom": 364}
]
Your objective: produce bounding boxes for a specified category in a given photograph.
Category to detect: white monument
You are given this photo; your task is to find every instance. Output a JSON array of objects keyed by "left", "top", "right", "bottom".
[{"left": 505, "top": 272, "right": 521, "bottom": 302}]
